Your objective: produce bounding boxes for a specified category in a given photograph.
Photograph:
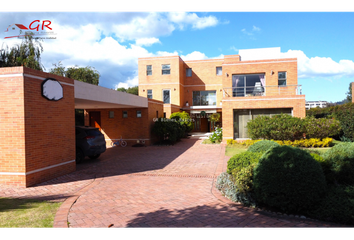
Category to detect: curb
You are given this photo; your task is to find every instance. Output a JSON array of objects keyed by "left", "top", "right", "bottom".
[{"left": 53, "top": 176, "right": 104, "bottom": 228}]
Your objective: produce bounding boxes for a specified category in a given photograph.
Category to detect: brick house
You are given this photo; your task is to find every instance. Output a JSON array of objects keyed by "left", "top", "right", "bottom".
[
  {"left": 0, "top": 67, "right": 163, "bottom": 187},
  {"left": 138, "top": 47, "right": 306, "bottom": 141}
]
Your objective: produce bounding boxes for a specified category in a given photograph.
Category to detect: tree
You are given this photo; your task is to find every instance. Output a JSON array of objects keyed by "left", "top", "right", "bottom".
[
  {"left": 117, "top": 86, "right": 139, "bottom": 95},
  {"left": 0, "top": 34, "right": 44, "bottom": 70},
  {"left": 50, "top": 62, "right": 100, "bottom": 85},
  {"left": 346, "top": 83, "right": 352, "bottom": 102}
]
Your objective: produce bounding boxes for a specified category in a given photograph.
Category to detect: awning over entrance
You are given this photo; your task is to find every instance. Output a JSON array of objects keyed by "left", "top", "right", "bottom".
[{"left": 74, "top": 80, "right": 148, "bottom": 109}]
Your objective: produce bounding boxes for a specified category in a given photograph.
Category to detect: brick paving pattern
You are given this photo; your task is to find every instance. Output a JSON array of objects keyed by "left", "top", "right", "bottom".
[{"left": 0, "top": 138, "right": 346, "bottom": 227}]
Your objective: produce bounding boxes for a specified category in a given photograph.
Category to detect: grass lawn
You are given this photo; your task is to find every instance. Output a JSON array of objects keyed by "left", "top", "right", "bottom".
[
  {"left": 0, "top": 198, "right": 62, "bottom": 228},
  {"left": 225, "top": 144, "right": 247, "bottom": 157}
]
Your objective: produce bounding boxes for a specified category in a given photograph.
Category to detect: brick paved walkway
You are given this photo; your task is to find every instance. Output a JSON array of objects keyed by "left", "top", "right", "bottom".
[{"left": 0, "top": 138, "right": 346, "bottom": 227}]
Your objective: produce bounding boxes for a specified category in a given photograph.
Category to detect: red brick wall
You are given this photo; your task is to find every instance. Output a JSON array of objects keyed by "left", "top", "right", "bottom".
[
  {"left": 0, "top": 67, "right": 26, "bottom": 185},
  {"left": 0, "top": 67, "right": 76, "bottom": 187},
  {"left": 84, "top": 101, "right": 164, "bottom": 147}
]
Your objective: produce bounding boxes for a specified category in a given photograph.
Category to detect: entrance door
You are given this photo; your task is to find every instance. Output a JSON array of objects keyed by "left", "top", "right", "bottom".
[{"left": 89, "top": 111, "right": 101, "bottom": 130}]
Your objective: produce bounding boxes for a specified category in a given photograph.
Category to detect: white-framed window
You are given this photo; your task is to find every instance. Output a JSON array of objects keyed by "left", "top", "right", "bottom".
[
  {"left": 186, "top": 68, "right": 192, "bottom": 77},
  {"left": 162, "top": 89, "right": 171, "bottom": 104},
  {"left": 278, "top": 71, "right": 287, "bottom": 86},
  {"left": 147, "top": 65, "right": 152, "bottom": 75},
  {"left": 162, "top": 64, "right": 170, "bottom": 75},
  {"left": 147, "top": 89, "right": 152, "bottom": 99},
  {"left": 216, "top": 67, "right": 222, "bottom": 75}
]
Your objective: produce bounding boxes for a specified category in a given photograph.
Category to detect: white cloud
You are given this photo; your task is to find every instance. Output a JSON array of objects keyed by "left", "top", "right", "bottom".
[
  {"left": 114, "top": 75, "right": 139, "bottom": 89},
  {"left": 135, "top": 37, "right": 161, "bottom": 46},
  {"left": 230, "top": 46, "right": 238, "bottom": 52},
  {"left": 241, "top": 25, "right": 261, "bottom": 39},
  {"left": 168, "top": 12, "right": 219, "bottom": 30},
  {"left": 181, "top": 51, "right": 208, "bottom": 61},
  {"left": 280, "top": 50, "right": 354, "bottom": 78}
]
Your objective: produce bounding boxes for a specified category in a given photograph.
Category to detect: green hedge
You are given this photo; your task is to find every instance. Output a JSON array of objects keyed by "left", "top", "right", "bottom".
[
  {"left": 247, "top": 140, "right": 280, "bottom": 153},
  {"left": 151, "top": 118, "right": 184, "bottom": 144},
  {"left": 226, "top": 151, "right": 262, "bottom": 174},
  {"left": 246, "top": 114, "right": 341, "bottom": 141}
]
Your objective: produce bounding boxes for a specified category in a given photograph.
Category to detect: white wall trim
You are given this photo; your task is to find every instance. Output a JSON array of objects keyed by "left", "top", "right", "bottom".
[
  {"left": 223, "top": 59, "right": 297, "bottom": 66},
  {"left": 140, "top": 82, "right": 222, "bottom": 88},
  {"left": 107, "top": 139, "right": 150, "bottom": 141},
  {"left": 222, "top": 97, "right": 304, "bottom": 102},
  {"left": 0, "top": 160, "right": 75, "bottom": 176},
  {"left": 0, "top": 73, "right": 74, "bottom": 87}
]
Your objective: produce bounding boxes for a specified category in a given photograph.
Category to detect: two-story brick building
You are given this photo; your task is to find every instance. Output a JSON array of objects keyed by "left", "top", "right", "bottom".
[{"left": 138, "top": 47, "right": 306, "bottom": 141}]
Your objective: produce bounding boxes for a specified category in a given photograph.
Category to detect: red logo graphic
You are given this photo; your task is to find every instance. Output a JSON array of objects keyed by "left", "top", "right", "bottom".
[{"left": 4, "top": 20, "right": 54, "bottom": 39}]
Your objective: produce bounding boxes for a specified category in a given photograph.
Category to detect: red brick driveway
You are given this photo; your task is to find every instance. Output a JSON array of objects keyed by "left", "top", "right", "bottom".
[{"left": 0, "top": 138, "right": 345, "bottom": 227}]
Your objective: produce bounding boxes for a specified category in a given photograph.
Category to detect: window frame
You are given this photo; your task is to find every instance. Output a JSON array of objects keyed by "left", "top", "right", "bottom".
[
  {"left": 162, "top": 89, "right": 171, "bottom": 104},
  {"left": 162, "top": 64, "right": 171, "bottom": 75},
  {"left": 216, "top": 67, "right": 222, "bottom": 76},
  {"left": 192, "top": 90, "right": 217, "bottom": 106},
  {"left": 146, "top": 65, "right": 152, "bottom": 76},
  {"left": 186, "top": 68, "right": 192, "bottom": 77},
  {"left": 137, "top": 110, "right": 142, "bottom": 118},
  {"left": 278, "top": 71, "right": 287, "bottom": 86},
  {"left": 123, "top": 111, "right": 128, "bottom": 118},
  {"left": 147, "top": 89, "right": 153, "bottom": 99}
]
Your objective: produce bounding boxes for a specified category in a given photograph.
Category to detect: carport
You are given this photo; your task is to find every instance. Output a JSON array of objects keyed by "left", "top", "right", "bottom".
[{"left": 0, "top": 66, "right": 163, "bottom": 187}]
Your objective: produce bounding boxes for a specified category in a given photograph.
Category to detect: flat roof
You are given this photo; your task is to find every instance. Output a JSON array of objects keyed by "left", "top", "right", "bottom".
[{"left": 74, "top": 80, "right": 148, "bottom": 109}]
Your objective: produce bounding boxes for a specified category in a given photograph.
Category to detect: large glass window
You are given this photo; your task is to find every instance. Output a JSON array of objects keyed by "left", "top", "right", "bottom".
[
  {"left": 193, "top": 91, "right": 217, "bottom": 106},
  {"left": 232, "top": 74, "right": 265, "bottom": 97}
]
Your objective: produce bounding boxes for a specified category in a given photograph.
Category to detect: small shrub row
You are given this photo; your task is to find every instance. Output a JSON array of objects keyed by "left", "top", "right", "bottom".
[
  {"left": 151, "top": 118, "right": 185, "bottom": 144},
  {"left": 238, "top": 138, "right": 333, "bottom": 148},
  {"left": 246, "top": 114, "right": 341, "bottom": 141}
]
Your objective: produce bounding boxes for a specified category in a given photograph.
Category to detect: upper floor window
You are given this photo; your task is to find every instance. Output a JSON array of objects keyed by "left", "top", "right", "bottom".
[
  {"left": 162, "top": 64, "right": 170, "bottom": 75},
  {"left": 278, "top": 72, "right": 287, "bottom": 86},
  {"left": 232, "top": 74, "right": 265, "bottom": 97},
  {"left": 123, "top": 111, "right": 128, "bottom": 118},
  {"left": 193, "top": 91, "right": 216, "bottom": 106},
  {"left": 216, "top": 67, "right": 222, "bottom": 75},
  {"left": 137, "top": 110, "right": 142, "bottom": 118},
  {"left": 186, "top": 68, "right": 192, "bottom": 77},
  {"left": 147, "top": 89, "right": 152, "bottom": 99},
  {"left": 147, "top": 65, "right": 152, "bottom": 75}
]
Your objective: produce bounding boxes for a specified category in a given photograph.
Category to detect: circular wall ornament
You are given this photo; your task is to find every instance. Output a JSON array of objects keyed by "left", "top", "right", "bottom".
[
  {"left": 41, "top": 78, "right": 63, "bottom": 101},
  {"left": 201, "top": 111, "right": 206, "bottom": 116}
]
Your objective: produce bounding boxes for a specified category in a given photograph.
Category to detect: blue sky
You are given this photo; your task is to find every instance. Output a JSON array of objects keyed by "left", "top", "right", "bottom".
[{"left": 1, "top": 5, "right": 354, "bottom": 103}]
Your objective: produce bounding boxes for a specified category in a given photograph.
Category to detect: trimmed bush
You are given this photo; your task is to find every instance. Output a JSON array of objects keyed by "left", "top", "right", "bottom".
[
  {"left": 306, "top": 185, "right": 354, "bottom": 225},
  {"left": 170, "top": 111, "right": 194, "bottom": 133},
  {"left": 151, "top": 118, "right": 181, "bottom": 144},
  {"left": 216, "top": 172, "right": 257, "bottom": 207},
  {"left": 247, "top": 114, "right": 305, "bottom": 141},
  {"left": 310, "top": 152, "right": 334, "bottom": 184},
  {"left": 303, "top": 117, "right": 341, "bottom": 139},
  {"left": 253, "top": 146, "right": 327, "bottom": 213},
  {"left": 226, "top": 151, "right": 262, "bottom": 174},
  {"left": 322, "top": 142, "right": 354, "bottom": 185},
  {"left": 247, "top": 140, "right": 280, "bottom": 153},
  {"left": 232, "top": 163, "right": 257, "bottom": 194}
]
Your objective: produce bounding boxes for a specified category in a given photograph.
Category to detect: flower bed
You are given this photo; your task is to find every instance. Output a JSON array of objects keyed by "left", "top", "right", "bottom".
[{"left": 227, "top": 138, "right": 333, "bottom": 148}]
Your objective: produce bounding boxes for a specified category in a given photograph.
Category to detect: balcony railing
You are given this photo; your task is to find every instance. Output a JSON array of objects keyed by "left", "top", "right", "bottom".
[{"left": 223, "top": 85, "right": 302, "bottom": 97}]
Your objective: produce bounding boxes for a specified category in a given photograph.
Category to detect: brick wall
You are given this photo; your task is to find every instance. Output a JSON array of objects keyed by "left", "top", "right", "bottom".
[
  {"left": 84, "top": 100, "right": 164, "bottom": 147},
  {"left": 222, "top": 95, "right": 306, "bottom": 140},
  {"left": 0, "top": 67, "right": 76, "bottom": 187}
]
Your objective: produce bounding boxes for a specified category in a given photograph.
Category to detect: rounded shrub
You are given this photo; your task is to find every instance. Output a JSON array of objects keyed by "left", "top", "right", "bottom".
[
  {"left": 322, "top": 142, "right": 354, "bottom": 185},
  {"left": 253, "top": 145, "right": 327, "bottom": 213},
  {"left": 226, "top": 151, "right": 263, "bottom": 174},
  {"left": 232, "top": 162, "right": 257, "bottom": 194},
  {"left": 247, "top": 140, "right": 280, "bottom": 153}
]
